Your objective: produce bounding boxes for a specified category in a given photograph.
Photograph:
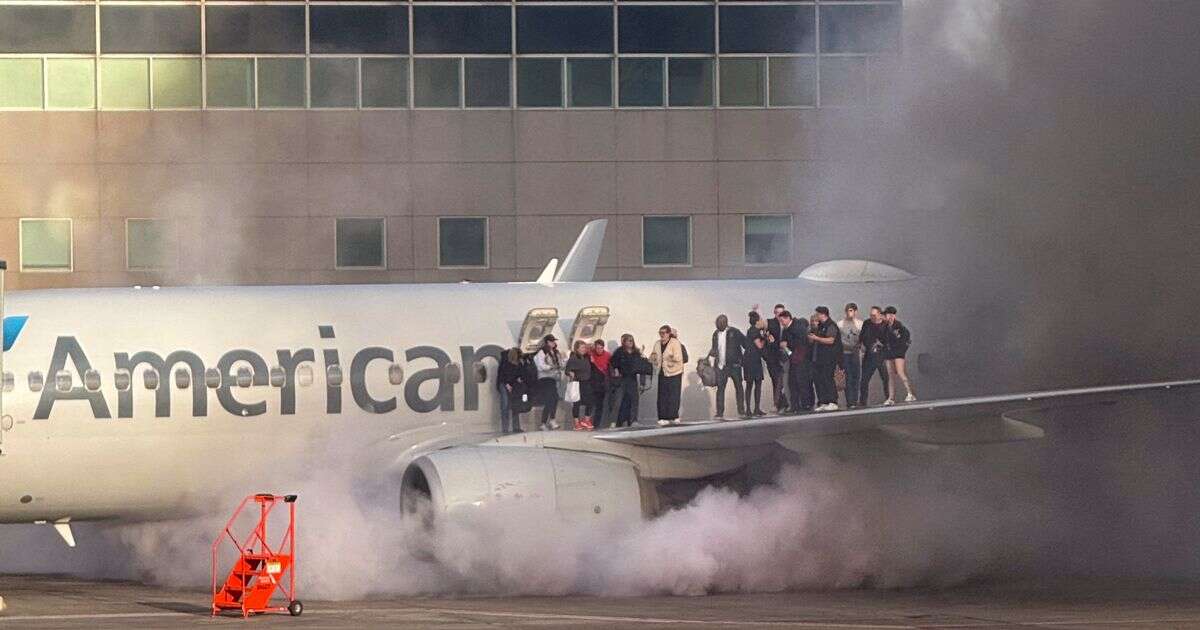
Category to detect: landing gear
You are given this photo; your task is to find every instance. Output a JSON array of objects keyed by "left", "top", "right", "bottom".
[{"left": 288, "top": 600, "right": 303, "bottom": 617}]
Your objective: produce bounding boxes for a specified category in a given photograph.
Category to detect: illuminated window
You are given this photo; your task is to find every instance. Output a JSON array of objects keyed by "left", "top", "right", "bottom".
[
  {"left": 257, "top": 57, "right": 305, "bottom": 108},
  {"left": 0, "top": 59, "right": 43, "bottom": 108},
  {"left": 20, "top": 218, "right": 72, "bottom": 272},
  {"left": 152, "top": 58, "right": 200, "bottom": 109},
  {"left": 206, "top": 58, "right": 254, "bottom": 108},
  {"left": 46, "top": 58, "right": 94, "bottom": 109}
]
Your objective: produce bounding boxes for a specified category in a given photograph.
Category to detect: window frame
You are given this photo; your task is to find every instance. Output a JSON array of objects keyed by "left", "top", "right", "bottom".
[
  {"left": 19, "top": 217, "right": 74, "bottom": 273},
  {"left": 742, "top": 214, "right": 793, "bottom": 266},
  {"left": 640, "top": 214, "right": 692, "bottom": 268},
  {"left": 436, "top": 216, "right": 490, "bottom": 270},
  {"left": 334, "top": 216, "right": 388, "bottom": 271},
  {"left": 125, "top": 217, "right": 171, "bottom": 271}
]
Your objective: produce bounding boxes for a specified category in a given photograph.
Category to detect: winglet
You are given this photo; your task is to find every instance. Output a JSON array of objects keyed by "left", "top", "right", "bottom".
[
  {"left": 536, "top": 258, "right": 559, "bottom": 286},
  {"left": 554, "top": 219, "right": 607, "bottom": 283}
]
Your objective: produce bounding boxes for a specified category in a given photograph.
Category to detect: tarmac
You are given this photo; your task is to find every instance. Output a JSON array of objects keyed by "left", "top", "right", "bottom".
[{"left": 2, "top": 575, "right": 1200, "bottom": 629}]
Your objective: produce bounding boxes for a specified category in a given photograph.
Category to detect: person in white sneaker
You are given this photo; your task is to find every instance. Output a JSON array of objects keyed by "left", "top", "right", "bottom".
[
  {"left": 533, "top": 334, "right": 564, "bottom": 429},
  {"left": 882, "top": 306, "right": 916, "bottom": 404},
  {"left": 808, "top": 306, "right": 842, "bottom": 412},
  {"left": 650, "top": 325, "right": 686, "bottom": 426}
]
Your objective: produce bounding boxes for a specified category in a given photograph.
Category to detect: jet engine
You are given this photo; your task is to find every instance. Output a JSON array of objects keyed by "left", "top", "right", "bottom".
[{"left": 400, "top": 445, "right": 648, "bottom": 524}]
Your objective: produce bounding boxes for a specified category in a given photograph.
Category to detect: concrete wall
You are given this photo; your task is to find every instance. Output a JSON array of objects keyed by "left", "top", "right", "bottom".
[{"left": 0, "top": 108, "right": 851, "bottom": 289}]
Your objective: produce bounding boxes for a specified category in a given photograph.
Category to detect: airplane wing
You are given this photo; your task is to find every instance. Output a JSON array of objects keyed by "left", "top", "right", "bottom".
[{"left": 594, "top": 379, "right": 1200, "bottom": 450}]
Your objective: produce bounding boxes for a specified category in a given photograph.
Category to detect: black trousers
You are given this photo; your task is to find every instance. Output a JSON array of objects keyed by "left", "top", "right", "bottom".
[
  {"left": 766, "top": 354, "right": 788, "bottom": 411},
  {"left": 814, "top": 361, "right": 837, "bottom": 406},
  {"left": 657, "top": 372, "right": 682, "bottom": 420},
  {"left": 746, "top": 377, "right": 763, "bottom": 413},
  {"left": 605, "top": 378, "right": 640, "bottom": 427},
  {"left": 787, "top": 361, "right": 814, "bottom": 411},
  {"left": 860, "top": 351, "right": 890, "bottom": 405},
  {"left": 537, "top": 377, "right": 559, "bottom": 423},
  {"left": 715, "top": 364, "right": 745, "bottom": 417}
]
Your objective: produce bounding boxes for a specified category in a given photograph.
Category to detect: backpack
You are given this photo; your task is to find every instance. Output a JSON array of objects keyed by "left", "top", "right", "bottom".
[{"left": 680, "top": 342, "right": 689, "bottom": 363}]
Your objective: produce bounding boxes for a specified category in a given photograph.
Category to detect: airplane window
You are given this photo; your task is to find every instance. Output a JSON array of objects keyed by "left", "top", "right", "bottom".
[
  {"left": 143, "top": 369, "right": 159, "bottom": 390},
  {"left": 28, "top": 371, "right": 43, "bottom": 393},
  {"left": 83, "top": 369, "right": 101, "bottom": 391},
  {"left": 472, "top": 362, "right": 487, "bottom": 383},
  {"left": 205, "top": 367, "right": 221, "bottom": 389},
  {"left": 388, "top": 363, "right": 404, "bottom": 385},
  {"left": 236, "top": 366, "right": 252, "bottom": 388},
  {"left": 114, "top": 369, "right": 131, "bottom": 391},
  {"left": 269, "top": 366, "right": 286, "bottom": 387},
  {"left": 2, "top": 371, "right": 13, "bottom": 393},
  {"left": 175, "top": 368, "right": 190, "bottom": 389},
  {"left": 326, "top": 364, "right": 343, "bottom": 387},
  {"left": 296, "top": 365, "right": 313, "bottom": 387},
  {"left": 443, "top": 362, "right": 461, "bottom": 384},
  {"left": 55, "top": 370, "right": 72, "bottom": 393}
]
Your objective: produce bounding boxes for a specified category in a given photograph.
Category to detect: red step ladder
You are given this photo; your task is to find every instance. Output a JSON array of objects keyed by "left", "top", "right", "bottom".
[{"left": 211, "top": 493, "right": 302, "bottom": 618}]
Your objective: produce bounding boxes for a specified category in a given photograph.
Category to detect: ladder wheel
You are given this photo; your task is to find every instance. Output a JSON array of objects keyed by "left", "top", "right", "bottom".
[{"left": 288, "top": 600, "right": 303, "bottom": 617}]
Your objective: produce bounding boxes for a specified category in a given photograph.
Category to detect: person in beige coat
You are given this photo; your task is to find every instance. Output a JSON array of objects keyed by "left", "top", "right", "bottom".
[{"left": 649, "top": 324, "right": 686, "bottom": 426}]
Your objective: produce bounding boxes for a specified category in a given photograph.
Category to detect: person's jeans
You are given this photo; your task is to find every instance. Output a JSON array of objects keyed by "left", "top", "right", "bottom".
[
  {"left": 841, "top": 352, "right": 861, "bottom": 408},
  {"left": 499, "top": 387, "right": 514, "bottom": 432},
  {"left": 860, "top": 351, "right": 890, "bottom": 405},
  {"left": 715, "top": 364, "right": 745, "bottom": 417}
]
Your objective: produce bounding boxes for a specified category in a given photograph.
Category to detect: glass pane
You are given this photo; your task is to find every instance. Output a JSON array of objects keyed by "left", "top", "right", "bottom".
[
  {"left": 517, "top": 58, "right": 561, "bottom": 108},
  {"left": 336, "top": 218, "right": 385, "bottom": 268},
  {"left": 413, "top": 58, "right": 460, "bottom": 108},
  {"left": 719, "top": 58, "right": 764, "bottom": 107},
  {"left": 769, "top": 57, "right": 816, "bottom": 107},
  {"left": 618, "top": 58, "right": 662, "bottom": 107},
  {"left": 127, "top": 219, "right": 168, "bottom": 269},
  {"left": 820, "top": 4, "right": 901, "bottom": 54},
  {"left": 311, "top": 57, "right": 358, "bottom": 108},
  {"left": 0, "top": 6, "right": 94, "bottom": 54},
  {"left": 206, "top": 6, "right": 306, "bottom": 54},
  {"left": 152, "top": 58, "right": 200, "bottom": 109},
  {"left": 100, "top": 6, "right": 200, "bottom": 54},
  {"left": 20, "top": 219, "right": 72, "bottom": 271},
  {"left": 46, "top": 58, "right": 94, "bottom": 109},
  {"left": 744, "top": 215, "right": 791, "bottom": 264},
  {"left": 619, "top": 6, "right": 714, "bottom": 54},
  {"left": 568, "top": 58, "right": 611, "bottom": 108},
  {"left": 465, "top": 58, "right": 510, "bottom": 108},
  {"left": 362, "top": 58, "right": 408, "bottom": 108},
  {"left": 517, "top": 6, "right": 612, "bottom": 54},
  {"left": 100, "top": 58, "right": 149, "bottom": 110},
  {"left": 438, "top": 218, "right": 487, "bottom": 267},
  {"left": 257, "top": 58, "right": 305, "bottom": 108},
  {"left": 206, "top": 58, "right": 254, "bottom": 108},
  {"left": 642, "top": 216, "right": 689, "bottom": 266},
  {"left": 668, "top": 58, "right": 712, "bottom": 107},
  {"left": 0, "top": 59, "right": 43, "bottom": 108},
  {"left": 413, "top": 6, "right": 511, "bottom": 54},
  {"left": 719, "top": 6, "right": 815, "bottom": 54},
  {"left": 820, "top": 57, "right": 867, "bottom": 106},
  {"left": 311, "top": 6, "right": 407, "bottom": 54}
]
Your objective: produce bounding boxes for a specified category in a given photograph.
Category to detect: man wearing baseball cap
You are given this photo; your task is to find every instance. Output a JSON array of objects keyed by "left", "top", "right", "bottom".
[{"left": 808, "top": 306, "right": 842, "bottom": 412}]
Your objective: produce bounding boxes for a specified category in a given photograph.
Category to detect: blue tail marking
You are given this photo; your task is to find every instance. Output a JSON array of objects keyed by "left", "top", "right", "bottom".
[{"left": 4, "top": 315, "right": 28, "bottom": 351}]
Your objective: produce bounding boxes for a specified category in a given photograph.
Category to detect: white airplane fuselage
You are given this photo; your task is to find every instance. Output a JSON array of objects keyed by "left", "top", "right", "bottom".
[{"left": 0, "top": 279, "right": 934, "bottom": 524}]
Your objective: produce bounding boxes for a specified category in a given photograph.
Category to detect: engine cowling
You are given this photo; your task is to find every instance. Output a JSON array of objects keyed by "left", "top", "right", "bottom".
[{"left": 400, "top": 445, "right": 647, "bottom": 524}]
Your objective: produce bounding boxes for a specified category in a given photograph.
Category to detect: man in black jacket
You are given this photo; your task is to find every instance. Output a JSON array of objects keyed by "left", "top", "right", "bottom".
[
  {"left": 605, "top": 334, "right": 644, "bottom": 427},
  {"left": 778, "top": 310, "right": 814, "bottom": 413},
  {"left": 858, "top": 306, "right": 891, "bottom": 406},
  {"left": 808, "top": 306, "right": 842, "bottom": 411},
  {"left": 765, "top": 304, "right": 789, "bottom": 412},
  {"left": 709, "top": 314, "right": 748, "bottom": 419}
]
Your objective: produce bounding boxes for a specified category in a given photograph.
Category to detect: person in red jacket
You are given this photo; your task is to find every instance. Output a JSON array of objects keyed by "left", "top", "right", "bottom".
[{"left": 589, "top": 339, "right": 612, "bottom": 428}]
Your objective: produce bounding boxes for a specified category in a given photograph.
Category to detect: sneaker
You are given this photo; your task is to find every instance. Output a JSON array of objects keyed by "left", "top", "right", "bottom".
[
  {"left": 573, "top": 419, "right": 585, "bottom": 431},
  {"left": 714, "top": 414, "right": 724, "bottom": 420},
  {"left": 583, "top": 416, "right": 595, "bottom": 431},
  {"left": 539, "top": 422, "right": 549, "bottom": 431},
  {"left": 904, "top": 393, "right": 917, "bottom": 403},
  {"left": 882, "top": 399, "right": 895, "bottom": 406},
  {"left": 548, "top": 419, "right": 562, "bottom": 430},
  {"left": 657, "top": 419, "right": 671, "bottom": 427},
  {"left": 754, "top": 410, "right": 766, "bottom": 417},
  {"left": 671, "top": 419, "right": 682, "bottom": 425},
  {"left": 821, "top": 403, "right": 840, "bottom": 412}
]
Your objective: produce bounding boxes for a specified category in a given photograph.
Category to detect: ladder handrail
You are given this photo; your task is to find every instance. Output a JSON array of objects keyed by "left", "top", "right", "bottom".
[{"left": 211, "top": 494, "right": 297, "bottom": 616}]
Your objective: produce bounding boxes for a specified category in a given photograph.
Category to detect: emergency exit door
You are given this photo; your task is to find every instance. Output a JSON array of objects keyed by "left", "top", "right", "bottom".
[
  {"left": 518, "top": 308, "right": 559, "bottom": 353},
  {"left": 569, "top": 306, "right": 610, "bottom": 348}
]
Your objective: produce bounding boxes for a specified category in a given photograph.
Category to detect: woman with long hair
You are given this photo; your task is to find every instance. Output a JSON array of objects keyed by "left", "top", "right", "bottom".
[
  {"left": 649, "top": 324, "right": 685, "bottom": 426},
  {"left": 533, "top": 334, "right": 563, "bottom": 429},
  {"left": 606, "top": 333, "right": 643, "bottom": 427},
  {"left": 565, "top": 340, "right": 597, "bottom": 430}
]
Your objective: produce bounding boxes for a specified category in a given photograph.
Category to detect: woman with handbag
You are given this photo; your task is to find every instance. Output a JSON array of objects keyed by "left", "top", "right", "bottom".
[
  {"left": 533, "top": 335, "right": 563, "bottom": 430},
  {"left": 565, "top": 340, "right": 597, "bottom": 431}
]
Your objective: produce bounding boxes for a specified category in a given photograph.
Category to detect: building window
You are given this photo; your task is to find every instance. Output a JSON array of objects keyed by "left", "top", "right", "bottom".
[
  {"left": 413, "top": 6, "right": 511, "bottom": 55},
  {"left": 618, "top": 58, "right": 663, "bottom": 107},
  {"left": 438, "top": 217, "right": 488, "bottom": 268},
  {"left": 642, "top": 216, "right": 691, "bottom": 266},
  {"left": 362, "top": 57, "right": 408, "bottom": 108},
  {"left": 768, "top": 57, "right": 816, "bottom": 107},
  {"left": 819, "top": 4, "right": 902, "bottom": 55},
  {"left": 720, "top": 58, "right": 765, "bottom": 107},
  {"left": 413, "top": 58, "right": 460, "bottom": 108},
  {"left": 99, "top": 6, "right": 201, "bottom": 55},
  {"left": 20, "top": 218, "right": 72, "bottom": 272},
  {"left": 257, "top": 57, "right": 305, "bottom": 108},
  {"left": 0, "top": 58, "right": 43, "bottom": 108},
  {"left": 335, "top": 218, "right": 386, "bottom": 270},
  {"left": 0, "top": 6, "right": 95, "bottom": 55},
  {"left": 744, "top": 215, "right": 792, "bottom": 265},
  {"left": 45, "top": 58, "right": 94, "bottom": 109},
  {"left": 100, "top": 58, "right": 149, "bottom": 110},
  {"left": 126, "top": 218, "right": 169, "bottom": 270},
  {"left": 206, "top": 58, "right": 254, "bottom": 108},
  {"left": 719, "top": 5, "right": 816, "bottom": 54},
  {"left": 517, "top": 58, "right": 562, "bottom": 108},
  {"left": 517, "top": 6, "right": 613, "bottom": 55},
  {"left": 152, "top": 58, "right": 201, "bottom": 109},
  {"left": 310, "top": 57, "right": 358, "bottom": 108},
  {"left": 618, "top": 6, "right": 714, "bottom": 54},
  {"left": 567, "top": 58, "right": 611, "bottom": 107},
  {"left": 667, "top": 58, "right": 712, "bottom": 107},
  {"left": 310, "top": 5, "right": 408, "bottom": 55},
  {"left": 205, "top": 6, "right": 306, "bottom": 55},
  {"left": 465, "top": 58, "right": 510, "bottom": 108}
]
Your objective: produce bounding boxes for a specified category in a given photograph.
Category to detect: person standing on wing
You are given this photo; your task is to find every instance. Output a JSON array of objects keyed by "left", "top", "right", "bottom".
[
  {"left": 709, "top": 314, "right": 748, "bottom": 420},
  {"left": 858, "top": 306, "right": 891, "bottom": 406},
  {"left": 534, "top": 334, "right": 563, "bottom": 429},
  {"left": 838, "top": 303, "right": 864, "bottom": 409},
  {"left": 808, "top": 306, "right": 842, "bottom": 411},
  {"left": 650, "top": 325, "right": 686, "bottom": 426},
  {"left": 882, "top": 306, "right": 916, "bottom": 404}
]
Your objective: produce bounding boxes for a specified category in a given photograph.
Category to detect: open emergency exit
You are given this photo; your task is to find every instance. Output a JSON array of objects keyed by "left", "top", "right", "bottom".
[
  {"left": 569, "top": 306, "right": 610, "bottom": 348},
  {"left": 517, "top": 308, "right": 559, "bottom": 353}
]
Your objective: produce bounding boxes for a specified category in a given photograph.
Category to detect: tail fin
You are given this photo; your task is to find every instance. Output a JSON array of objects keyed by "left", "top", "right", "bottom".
[{"left": 554, "top": 219, "right": 607, "bottom": 283}]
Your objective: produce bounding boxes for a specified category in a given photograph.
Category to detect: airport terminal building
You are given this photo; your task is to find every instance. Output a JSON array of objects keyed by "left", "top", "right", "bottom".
[{"left": 0, "top": 0, "right": 901, "bottom": 289}]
